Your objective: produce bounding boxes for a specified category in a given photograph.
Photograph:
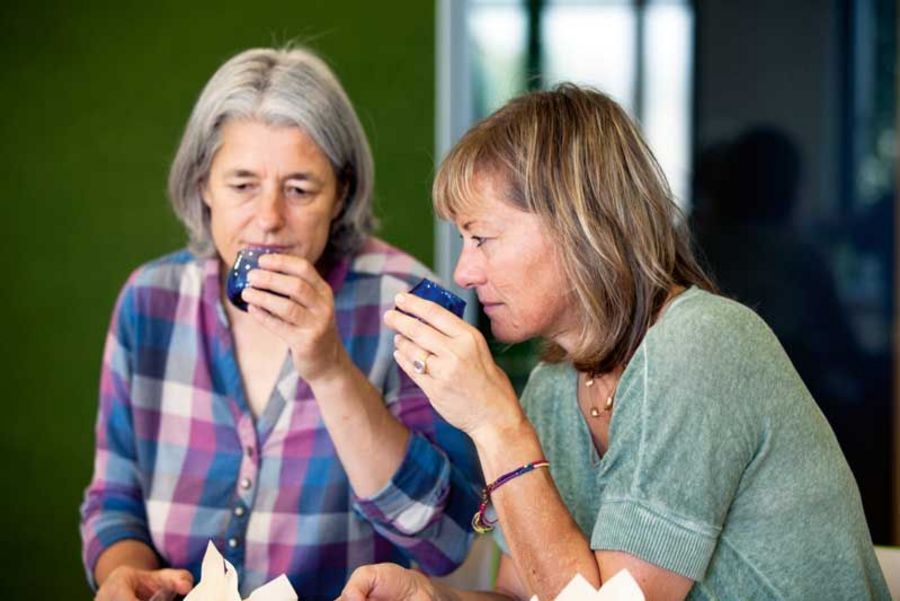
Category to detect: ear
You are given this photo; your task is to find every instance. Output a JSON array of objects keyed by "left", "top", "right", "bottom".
[
  {"left": 199, "top": 179, "right": 212, "bottom": 208},
  {"left": 330, "top": 180, "right": 348, "bottom": 220}
]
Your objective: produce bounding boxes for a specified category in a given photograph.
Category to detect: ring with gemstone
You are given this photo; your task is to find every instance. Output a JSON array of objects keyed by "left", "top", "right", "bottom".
[{"left": 412, "top": 355, "right": 429, "bottom": 375}]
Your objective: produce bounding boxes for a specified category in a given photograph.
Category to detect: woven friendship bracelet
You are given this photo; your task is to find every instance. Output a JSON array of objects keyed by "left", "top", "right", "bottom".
[{"left": 472, "top": 459, "right": 550, "bottom": 534}]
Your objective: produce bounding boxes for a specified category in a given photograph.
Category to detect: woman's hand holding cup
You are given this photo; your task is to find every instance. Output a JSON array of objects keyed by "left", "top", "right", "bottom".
[
  {"left": 241, "top": 252, "right": 350, "bottom": 383},
  {"left": 384, "top": 291, "right": 523, "bottom": 445}
]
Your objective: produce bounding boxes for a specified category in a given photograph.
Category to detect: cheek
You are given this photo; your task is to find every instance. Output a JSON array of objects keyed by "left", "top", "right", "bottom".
[
  {"left": 285, "top": 208, "right": 337, "bottom": 258},
  {"left": 208, "top": 198, "right": 250, "bottom": 226},
  {"left": 210, "top": 212, "right": 247, "bottom": 246},
  {"left": 515, "top": 258, "right": 568, "bottom": 326},
  {"left": 295, "top": 208, "right": 335, "bottom": 237}
]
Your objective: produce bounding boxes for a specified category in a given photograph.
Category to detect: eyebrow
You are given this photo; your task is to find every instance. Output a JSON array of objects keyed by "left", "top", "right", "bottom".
[{"left": 223, "top": 169, "right": 323, "bottom": 184}]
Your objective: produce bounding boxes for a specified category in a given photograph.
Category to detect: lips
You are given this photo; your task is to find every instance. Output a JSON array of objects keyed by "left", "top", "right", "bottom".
[
  {"left": 480, "top": 301, "right": 503, "bottom": 315},
  {"left": 242, "top": 244, "right": 292, "bottom": 252}
]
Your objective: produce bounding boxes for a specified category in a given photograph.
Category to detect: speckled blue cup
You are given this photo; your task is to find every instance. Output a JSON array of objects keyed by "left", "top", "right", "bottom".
[
  {"left": 408, "top": 278, "right": 466, "bottom": 318},
  {"left": 225, "top": 247, "right": 280, "bottom": 312}
]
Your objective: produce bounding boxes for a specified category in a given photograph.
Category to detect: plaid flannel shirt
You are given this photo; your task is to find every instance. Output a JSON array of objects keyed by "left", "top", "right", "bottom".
[{"left": 80, "top": 238, "right": 482, "bottom": 599}]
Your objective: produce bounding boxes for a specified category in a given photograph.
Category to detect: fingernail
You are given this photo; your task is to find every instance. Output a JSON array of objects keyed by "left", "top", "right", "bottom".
[{"left": 395, "top": 293, "right": 405, "bottom": 304}]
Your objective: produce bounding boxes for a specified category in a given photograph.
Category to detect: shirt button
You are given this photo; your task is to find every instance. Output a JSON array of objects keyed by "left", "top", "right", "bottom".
[
  {"left": 228, "top": 537, "right": 239, "bottom": 548},
  {"left": 246, "top": 446, "right": 254, "bottom": 457},
  {"left": 240, "top": 477, "right": 252, "bottom": 490},
  {"left": 234, "top": 505, "right": 246, "bottom": 517}
]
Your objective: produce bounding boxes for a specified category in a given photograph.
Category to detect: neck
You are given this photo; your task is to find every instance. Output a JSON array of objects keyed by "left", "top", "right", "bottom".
[{"left": 552, "top": 284, "right": 688, "bottom": 357}]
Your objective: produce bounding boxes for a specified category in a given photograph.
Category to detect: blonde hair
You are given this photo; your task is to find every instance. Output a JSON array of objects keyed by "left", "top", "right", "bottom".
[
  {"left": 433, "top": 84, "right": 715, "bottom": 374},
  {"left": 168, "top": 46, "right": 376, "bottom": 259}
]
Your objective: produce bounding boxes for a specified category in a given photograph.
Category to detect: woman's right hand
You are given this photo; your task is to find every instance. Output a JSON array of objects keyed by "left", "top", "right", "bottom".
[
  {"left": 338, "top": 563, "right": 437, "bottom": 601},
  {"left": 95, "top": 565, "right": 193, "bottom": 601},
  {"left": 384, "top": 292, "right": 524, "bottom": 444}
]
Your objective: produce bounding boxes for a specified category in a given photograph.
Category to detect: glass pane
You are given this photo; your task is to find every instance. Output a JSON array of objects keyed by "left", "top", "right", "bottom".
[
  {"left": 542, "top": 2, "right": 637, "bottom": 114},
  {"left": 468, "top": 2, "right": 528, "bottom": 118},
  {"left": 642, "top": 2, "right": 693, "bottom": 209}
]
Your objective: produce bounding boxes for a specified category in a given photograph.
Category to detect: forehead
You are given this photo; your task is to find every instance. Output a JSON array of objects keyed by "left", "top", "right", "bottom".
[
  {"left": 454, "top": 172, "right": 515, "bottom": 225},
  {"left": 455, "top": 186, "right": 547, "bottom": 241},
  {"left": 214, "top": 119, "right": 330, "bottom": 167}
]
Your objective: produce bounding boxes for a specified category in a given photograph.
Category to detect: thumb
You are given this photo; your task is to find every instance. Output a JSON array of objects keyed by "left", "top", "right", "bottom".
[
  {"left": 337, "top": 587, "right": 367, "bottom": 601},
  {"left": 145, "top": 568, "right": 194, "bottom": 594},
  {"left": 339, "top": 565, "right": 379, "bottom": 601}
]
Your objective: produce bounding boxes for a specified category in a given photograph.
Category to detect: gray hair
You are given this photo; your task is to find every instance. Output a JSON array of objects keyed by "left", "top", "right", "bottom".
[{"left": 168, "top": 46, "right": 376, "bottom": 258}]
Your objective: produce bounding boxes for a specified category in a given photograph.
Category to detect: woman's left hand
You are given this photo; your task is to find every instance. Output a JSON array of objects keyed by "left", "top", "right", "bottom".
[
  {"left": 242, "top": 253, "right": 348, "bottom": 382},
  {"left": 384, "top": 292, "right": 522, "bottom": 440}
]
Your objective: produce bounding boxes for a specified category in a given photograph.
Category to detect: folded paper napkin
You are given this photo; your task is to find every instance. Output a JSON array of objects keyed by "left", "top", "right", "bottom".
[
  {"left": 529, "top": 570, "right": 644, "bottom": 601},
  {"left": 183, "top": 541, "right": 298, "bottom": 601}
]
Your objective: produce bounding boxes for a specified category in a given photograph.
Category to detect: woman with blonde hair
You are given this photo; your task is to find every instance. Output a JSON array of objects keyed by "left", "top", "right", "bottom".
[
  {"left": 80, "top": 46, "right": 480, "bottom": 601},
  {"left": 340, "top": 85, "right": 889, "bottom": 600}
]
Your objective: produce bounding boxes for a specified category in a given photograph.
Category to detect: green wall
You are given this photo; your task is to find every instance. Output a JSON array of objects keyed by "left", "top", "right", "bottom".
[{"left": 0, "top": 2, "right": 435, "bottom": 597}]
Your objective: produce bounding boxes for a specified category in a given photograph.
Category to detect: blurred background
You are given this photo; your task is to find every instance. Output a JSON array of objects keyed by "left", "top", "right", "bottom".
[{"left": 0, "top": 0, "right": 895, "bottom": 597}]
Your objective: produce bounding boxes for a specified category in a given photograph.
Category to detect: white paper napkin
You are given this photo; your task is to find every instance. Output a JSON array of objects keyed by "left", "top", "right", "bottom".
[
  {"left": 183, "top": 541, "right": 298, "bottom": 601},
  {"left": 528, "top": 570, "right": 644, "bottom": 601}
]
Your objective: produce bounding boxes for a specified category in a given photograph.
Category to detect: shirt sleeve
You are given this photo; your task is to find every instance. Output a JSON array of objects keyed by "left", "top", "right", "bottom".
[
  {"left": 353, "top": 361, "right": 483, "bottom": 576},
  {"left": 590, "top": 304, "right": 763, "bottom": 580},
  {"left": 79, "top": 277, "right": 154, "bottom": 589}
]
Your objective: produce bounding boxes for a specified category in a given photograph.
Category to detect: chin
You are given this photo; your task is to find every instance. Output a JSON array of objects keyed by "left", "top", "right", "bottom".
[{"left": 489, "top": 321, "right": 530, "bottom": 345}]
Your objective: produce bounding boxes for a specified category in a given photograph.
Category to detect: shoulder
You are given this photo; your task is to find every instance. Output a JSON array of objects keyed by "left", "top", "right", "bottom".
[
  {"left": 644, "top": 287, "right": 782, "bottom": 366},
  {"left": 124, "top": 249, "right": 204, "bottom": 291},
  {"left": 620, "top": 287, "right": 799, "bottom": 425},
  {"left": 656, "top": 287, "right": 769, "bottom": 336},
  {"left": 114, "top": 249, "right": 205, "bottom": 317},
  {"left": 343, "top": 237, "right": 436, "bottom": 300},
  {"left": 609, "top": 291, "right": 787, "bottom": 481}
]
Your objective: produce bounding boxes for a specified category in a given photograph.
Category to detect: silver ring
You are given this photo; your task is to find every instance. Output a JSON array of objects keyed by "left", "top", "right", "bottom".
[{"left": 412, "top": 355, "right": 429, "bottom": 375}]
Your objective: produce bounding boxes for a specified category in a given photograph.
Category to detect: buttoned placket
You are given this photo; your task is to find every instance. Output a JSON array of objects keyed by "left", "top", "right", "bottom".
[
  {"left": 223, "top": 413, "right": 260, "bottom": 570},
  {"left": 212, "top": 295, "right": 262, "bottom": 572}
]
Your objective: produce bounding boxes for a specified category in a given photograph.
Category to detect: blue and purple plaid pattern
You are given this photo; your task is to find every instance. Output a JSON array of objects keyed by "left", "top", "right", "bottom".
[{"left": 80, "top": 238, "right": 482, "bottom": 600}]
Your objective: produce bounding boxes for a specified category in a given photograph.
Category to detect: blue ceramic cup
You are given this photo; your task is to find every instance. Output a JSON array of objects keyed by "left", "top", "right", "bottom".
[
  {"left": 408, "top": 278, "right": 466, "bottom": 318},
  {"left": 226, "top": 247, "right": 280, "bottom": 312}
]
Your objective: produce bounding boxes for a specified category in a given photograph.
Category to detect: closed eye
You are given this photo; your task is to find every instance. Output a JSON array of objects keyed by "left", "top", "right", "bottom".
[
  {"left": 229, "top": 182, "right": 255, "bottom": 193},
  {"left": 286, "top": 185, "right": 312, "bottom": 197},
  {"left": 457, "top": 233, "right": 490, "bottom": 248}
]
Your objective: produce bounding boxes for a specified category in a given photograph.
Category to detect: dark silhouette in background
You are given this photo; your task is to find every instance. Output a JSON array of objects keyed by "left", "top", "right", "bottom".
[{"left": 692, "top": 126, "right": 892, "bottom": 541}]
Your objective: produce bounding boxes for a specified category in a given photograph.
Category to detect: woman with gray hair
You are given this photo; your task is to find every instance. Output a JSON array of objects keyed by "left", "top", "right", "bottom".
[
  {"left": 80, "top": 46, "right": 480, "bottom": 601},
  {"left": 340, "top": 85, "right": 889, "bottom": 600}
]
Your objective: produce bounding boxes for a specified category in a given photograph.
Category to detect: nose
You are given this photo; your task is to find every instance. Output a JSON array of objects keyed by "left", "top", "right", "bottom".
[
  {"left": 255, "top": 185, "right": 285, "bottom": 232},
  {"left": 453, "top": 245, "right": 486, "bottom": 289}
]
